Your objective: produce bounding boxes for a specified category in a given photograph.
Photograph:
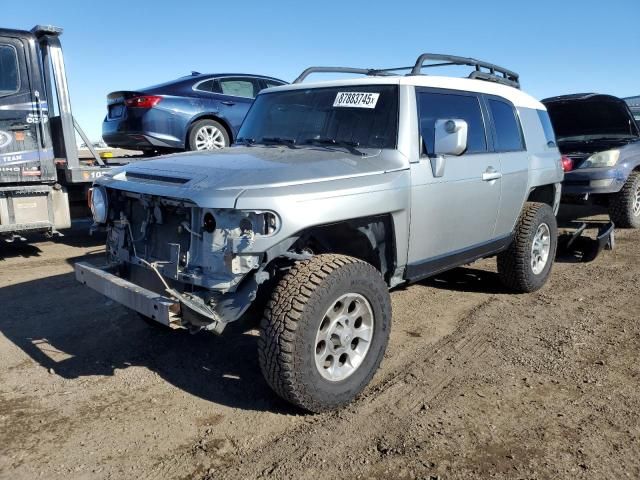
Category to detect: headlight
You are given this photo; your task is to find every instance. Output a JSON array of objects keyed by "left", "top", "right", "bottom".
[
  {"left": 90, "top": 186, "right": 108, "bottom": 224},
  {"left": 579, "top": 149, "right": 620, "bottom": 168}
]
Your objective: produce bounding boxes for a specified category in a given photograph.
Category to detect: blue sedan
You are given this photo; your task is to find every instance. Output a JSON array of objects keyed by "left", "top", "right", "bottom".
[{"left": 102, "top": 73, "right": 287, "bottom": 153}]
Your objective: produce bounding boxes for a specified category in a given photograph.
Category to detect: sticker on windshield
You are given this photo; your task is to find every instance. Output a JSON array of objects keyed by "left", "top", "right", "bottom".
[{"left": 333, "top": 92, "right": 380, "bottom": 109}]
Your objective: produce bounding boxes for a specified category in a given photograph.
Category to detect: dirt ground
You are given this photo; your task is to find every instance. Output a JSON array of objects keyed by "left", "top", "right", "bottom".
[{"left": 0, "top": 207, "right": 638, "bottom": 480}]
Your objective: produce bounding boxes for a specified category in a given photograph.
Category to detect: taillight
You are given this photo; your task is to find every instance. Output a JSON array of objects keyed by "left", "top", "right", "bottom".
[
  {"left": 561, "top": 155, "right": 573, "bottom": 172},
  {"left": 125, "top": 95, "right": 162, "bottom": 108}
]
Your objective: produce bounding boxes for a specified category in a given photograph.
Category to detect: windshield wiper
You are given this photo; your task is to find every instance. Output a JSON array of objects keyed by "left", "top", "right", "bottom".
[
  {"left": 259, "top": 136, "right": 297, "bottom": 148},
  {"left": 303, "top": 137, "right": 365, "bottom": 155}
]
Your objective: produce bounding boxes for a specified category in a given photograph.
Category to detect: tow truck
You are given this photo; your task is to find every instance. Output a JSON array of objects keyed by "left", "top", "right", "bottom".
[{"left": 0, "top": 25, "right": 133, "bottom": 241}]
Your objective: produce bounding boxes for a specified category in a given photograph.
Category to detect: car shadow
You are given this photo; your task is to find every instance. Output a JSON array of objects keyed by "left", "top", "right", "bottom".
[
  {"left": 417, "top": 266, "right": 512, "bottom": 294},
  {"left": 0, "top": 261, "right": 296, "bottom": 414},
  {"left": 0, "top": 241, "right": 43, "bottom": 260}
]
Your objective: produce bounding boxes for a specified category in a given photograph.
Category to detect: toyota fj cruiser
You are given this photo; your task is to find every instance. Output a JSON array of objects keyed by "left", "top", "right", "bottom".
[{"left": 76, "top": 54, "right": 563, "bottom": 412}]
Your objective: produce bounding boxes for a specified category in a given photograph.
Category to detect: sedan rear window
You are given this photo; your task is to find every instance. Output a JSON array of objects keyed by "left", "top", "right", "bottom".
[
  {"left": 218, "top": 78, "right": 256, "bottom": 98},
  {"left": 0, "top": 45, "right": 19, "bottom": 97}
]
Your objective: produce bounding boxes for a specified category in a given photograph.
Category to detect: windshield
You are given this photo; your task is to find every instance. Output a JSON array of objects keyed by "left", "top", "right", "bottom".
[
  {"left": 237, "top": 85, "right": 399, "bottom": 149},
  {"left": 546, "top": 100, "right": 639, "bottom": 142}
]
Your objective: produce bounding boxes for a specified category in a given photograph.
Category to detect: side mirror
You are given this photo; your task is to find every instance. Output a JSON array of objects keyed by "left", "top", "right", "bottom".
[{"left": 434, "top": 119, "right": 468, "bottom": 156}]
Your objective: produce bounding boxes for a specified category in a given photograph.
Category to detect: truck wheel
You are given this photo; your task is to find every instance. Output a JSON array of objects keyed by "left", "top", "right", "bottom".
[
  {"left": 497, "top": 202, "right": 557, "bottom": 293},
  {"left": 188, "top": 119, "right": 229, "bottom": 151},
  {"left": 608, "top": 172, "right": 640, "bottom": 228},
  {"left": 258, "top": 254, "right": 392, "bottom": 413}
]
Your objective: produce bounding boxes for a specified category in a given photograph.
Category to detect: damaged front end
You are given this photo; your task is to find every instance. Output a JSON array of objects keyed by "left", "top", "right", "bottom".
[{"left": 76, "top": 187, "right": 278, "bottom": 333}]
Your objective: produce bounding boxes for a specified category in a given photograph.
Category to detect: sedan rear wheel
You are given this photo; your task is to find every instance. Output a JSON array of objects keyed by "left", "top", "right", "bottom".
[{"left": 188, "top": 119, "right": 229, "bottom": 151}]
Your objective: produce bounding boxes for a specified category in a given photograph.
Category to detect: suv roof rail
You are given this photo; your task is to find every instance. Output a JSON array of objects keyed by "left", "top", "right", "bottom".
[
  {"left": 410, "top": 53, "right": 520, "bottom": 89},
  {"left": 293, "top": 54, "right": 520, "bottom": 89},
  {"left": 292, "top": 67, "right": 395, "bottom": 84}
]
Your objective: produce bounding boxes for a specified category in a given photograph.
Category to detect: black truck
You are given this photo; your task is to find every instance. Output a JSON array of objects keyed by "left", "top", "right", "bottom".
[{"left": 0, "top": 25, "right": 130, "bottom": 241}]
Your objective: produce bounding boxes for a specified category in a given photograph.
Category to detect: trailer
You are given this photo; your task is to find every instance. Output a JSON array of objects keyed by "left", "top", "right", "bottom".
[{"left": 0, "top": 25, "right": 134, "bottom": 241}]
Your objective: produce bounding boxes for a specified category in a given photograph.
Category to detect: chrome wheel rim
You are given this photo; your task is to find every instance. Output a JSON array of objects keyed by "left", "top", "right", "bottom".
[
  {"left": 633, "top": 184, "right": 640, "bottom": 216},
  {"left": 531, "top": 223, "right": 551, "bottom": 275},
  {"left": 194, "top": 125, "right": 226, "bottom": 150},
  {"left": 314, "top": 293, "right": 374, "bottom": 382}
]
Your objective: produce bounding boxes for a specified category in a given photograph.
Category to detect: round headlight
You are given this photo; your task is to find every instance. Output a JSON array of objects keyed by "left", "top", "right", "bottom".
[{"left": 91, "top": 187, "right": 108, "bottom": 224}]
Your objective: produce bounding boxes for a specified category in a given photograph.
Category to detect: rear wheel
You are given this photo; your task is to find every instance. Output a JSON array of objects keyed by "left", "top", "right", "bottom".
[
  {"left": 497, "top": 202, "right": 557, "bottom": 293},
  {"left": 258, "top": 254, "right": 392, "bottom": 413},
  {"left": 188, "top": 119, "right": 229, "bottom": 151},
  {"left": 608, "top": 171, "right": 640, "bottom": 228}
]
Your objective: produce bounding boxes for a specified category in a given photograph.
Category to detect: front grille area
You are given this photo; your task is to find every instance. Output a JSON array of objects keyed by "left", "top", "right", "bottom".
[{"left": 107, "top": 189, "right": 192, "bottom": 263}]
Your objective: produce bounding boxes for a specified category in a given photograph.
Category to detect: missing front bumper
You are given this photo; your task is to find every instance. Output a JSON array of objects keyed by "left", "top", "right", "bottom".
[{"left": 75, "top": 261, "right": 183, "bottom": 328}]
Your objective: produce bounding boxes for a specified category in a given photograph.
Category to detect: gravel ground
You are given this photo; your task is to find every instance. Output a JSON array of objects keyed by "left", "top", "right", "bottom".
[{"left": 0, "top": 208, "right": 638, "bottom": 480}]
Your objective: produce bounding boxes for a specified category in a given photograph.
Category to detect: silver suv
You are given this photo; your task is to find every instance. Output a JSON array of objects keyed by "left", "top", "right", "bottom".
[{"left": 77, "top": 54, "right": 564, "bottom": 412}]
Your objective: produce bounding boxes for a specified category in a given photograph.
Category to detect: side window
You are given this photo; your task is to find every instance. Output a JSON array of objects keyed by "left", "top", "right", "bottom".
[
  {"left": 488, "top": 99, "right": 525, "bottom": 152},
  {"left": 536, "top": 109, "right": 557, "bottom": 148},
  {"left": 194, "top": 79, "right": 215, "bottom": 93},
  {"left": 218, "top": 78, "right": 257, "bottom": 98},
  {"left": 0, "top": 45, "right": 19, "bottom": 97},
  {"left": 265, "top": 80, "right": 286, "bottom": 89},
  {"left": 418, "top": 91, "right": 487, "bottom": 155}
]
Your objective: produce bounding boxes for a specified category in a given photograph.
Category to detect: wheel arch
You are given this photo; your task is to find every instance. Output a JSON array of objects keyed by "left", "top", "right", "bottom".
[
  {"left": 527, "top": 183, "right": 561, "bottom": 215},
  {"left": 264, "top": 214, "right": 398, "bottom": 285}
]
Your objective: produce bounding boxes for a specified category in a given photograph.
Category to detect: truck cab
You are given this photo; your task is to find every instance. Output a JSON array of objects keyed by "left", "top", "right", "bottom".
[{"left": 0, "top": 25, "right": 126, "bottom": 240}]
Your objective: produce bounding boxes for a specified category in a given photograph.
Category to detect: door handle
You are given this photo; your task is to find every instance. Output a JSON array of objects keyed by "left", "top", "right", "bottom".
[
  {"left": 482, "top": 167, "right": 502, "bottom": 182},
  {"left": 221, "top": 101, "right": 235, "bottom": 106}
]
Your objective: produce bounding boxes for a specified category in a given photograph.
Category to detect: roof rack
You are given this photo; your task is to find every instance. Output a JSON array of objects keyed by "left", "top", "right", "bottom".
[
  {"left": 410, "top": 53, "right": 520, "bottom": 88},
  {"left": 292, "top": 67, "right": 395, "bottom": 84},
  {"left": 292, "top": 53, "right": 520, "bottom": 89}
]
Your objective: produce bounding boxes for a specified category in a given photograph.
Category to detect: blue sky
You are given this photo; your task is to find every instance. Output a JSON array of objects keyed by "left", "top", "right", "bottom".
[{"left": 4, "top": 0, "right": 639, "bottom": 141}]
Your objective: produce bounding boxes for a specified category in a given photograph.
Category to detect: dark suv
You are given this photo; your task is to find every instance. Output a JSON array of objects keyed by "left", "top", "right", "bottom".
[
  {"left": 102, "top": 73, "right": 287, "bottom": 154},
  {"left": 543, "top": 93, "right": 640, "bottom": 228}
]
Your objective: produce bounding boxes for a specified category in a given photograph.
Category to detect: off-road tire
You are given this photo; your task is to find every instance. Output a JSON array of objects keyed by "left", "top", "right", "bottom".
[
  {"left": 497, "top": 202, "right": 557, "bottom": 293},
  {"left": 258, "top": 254, "right": 392, "bottom": 413},
  {"left": 187, "top": 119, "right": 229, "bottom": 151},
  {"left": 608, "top": 172, "right": 640, "bottom": 229}
]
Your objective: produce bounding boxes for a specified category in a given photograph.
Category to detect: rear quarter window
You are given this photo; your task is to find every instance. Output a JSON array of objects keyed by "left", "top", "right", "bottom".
[
  {"left": 0, "top": 45, "right": 19, "bottom": 97},
  {"left": 536, "top": 109, "right": 558, "bottom": 147},
  {"left": 194, "top": 79, "right": 215, "bottom": 92}
]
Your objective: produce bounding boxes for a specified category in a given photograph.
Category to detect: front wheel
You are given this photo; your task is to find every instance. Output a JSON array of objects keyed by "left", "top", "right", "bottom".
[
  {"left": 608, "top": 171, "right": 640, "bottom": 229},
  {"left": 497, "top": 202, "right": 558, "bottom": 293},
  {"left": 188, "top": 119, "right": 229, "bottom": 151},
  {"left": 258, "top": 254, "right": 392, "bottom": 413}
]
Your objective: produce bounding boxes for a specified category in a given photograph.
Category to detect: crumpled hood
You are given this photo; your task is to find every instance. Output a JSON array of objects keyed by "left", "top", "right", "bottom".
[
  {"left": 99, "top": 146, "right": 408, "bottom": 208},
  {"left": 543, "top": 93, "right": 640, "bottom": 141}
]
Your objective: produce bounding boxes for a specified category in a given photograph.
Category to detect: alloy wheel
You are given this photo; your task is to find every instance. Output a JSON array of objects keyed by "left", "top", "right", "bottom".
[{"left": 314, "top": 293, "right": 374, "bottom": 382}]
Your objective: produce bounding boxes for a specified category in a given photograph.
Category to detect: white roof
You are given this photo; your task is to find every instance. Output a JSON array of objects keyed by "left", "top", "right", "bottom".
[{"left": 267, "top": 75, "right": 545, "bottom": 110}]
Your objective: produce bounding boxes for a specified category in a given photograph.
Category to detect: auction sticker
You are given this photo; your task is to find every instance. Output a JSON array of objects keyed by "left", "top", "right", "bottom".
[{"left": 333, "top": 92, "right": 380, "bottom": 109}]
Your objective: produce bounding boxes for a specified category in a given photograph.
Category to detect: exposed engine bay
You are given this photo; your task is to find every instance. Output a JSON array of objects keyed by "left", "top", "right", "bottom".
[{"left": 100, "top": 187, "right": 278, "bottom": 332}]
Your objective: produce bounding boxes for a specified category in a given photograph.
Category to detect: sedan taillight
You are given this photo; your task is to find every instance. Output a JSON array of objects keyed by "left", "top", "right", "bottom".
[{"left": 125, "top": 95, "right": 162, "bottom": 108}]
